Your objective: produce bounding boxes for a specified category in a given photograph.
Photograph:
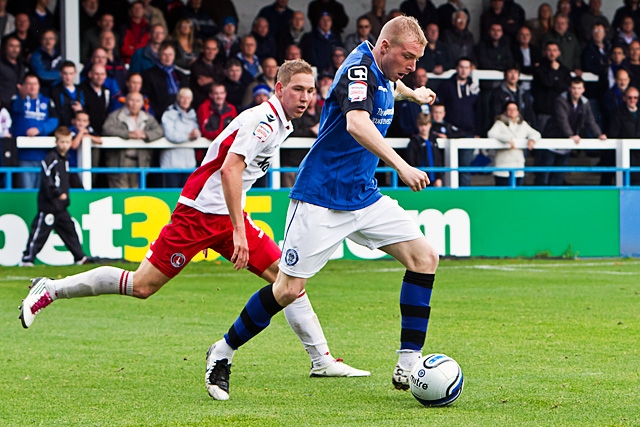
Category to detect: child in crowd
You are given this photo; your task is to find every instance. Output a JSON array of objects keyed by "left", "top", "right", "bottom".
[
  {"left": 20, "top": 126, "right": 88, "bottom": 266},
  {"left": 70, "top": 110, "right": 102, "bottom": 168},
  {"left": 405, "top": 113, "right": 444, "bottom": 187}
]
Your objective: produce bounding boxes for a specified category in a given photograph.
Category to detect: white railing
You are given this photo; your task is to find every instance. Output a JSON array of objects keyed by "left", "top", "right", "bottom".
[
  {"left": 438, "top": 138, "right": 636, "bottom": 188},
  {"left": 427, "top": 69, "right": 598, "bottom": 85},
  {"left": 16, "top": 136, "right": 639, "bottom": 189}
]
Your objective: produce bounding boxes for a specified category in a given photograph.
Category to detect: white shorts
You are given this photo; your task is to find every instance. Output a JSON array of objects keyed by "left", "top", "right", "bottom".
[{"left": 279, "top": 195, "right": 425, "bottom": 278}]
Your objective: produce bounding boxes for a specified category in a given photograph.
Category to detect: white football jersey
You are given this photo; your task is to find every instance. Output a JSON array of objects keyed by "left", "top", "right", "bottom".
[{"left": 178, "top": 96, "right": 293, "bottom": 214}]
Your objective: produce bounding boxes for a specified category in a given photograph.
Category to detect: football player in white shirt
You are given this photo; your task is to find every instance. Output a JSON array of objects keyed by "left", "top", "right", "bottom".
[{"left": 19, "top": 60, "right": 369, "bottom": 393}]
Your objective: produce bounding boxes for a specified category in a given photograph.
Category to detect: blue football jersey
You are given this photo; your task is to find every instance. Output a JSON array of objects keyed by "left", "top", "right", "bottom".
[{"left": 290, "top": 42, "right": 396, "bottom": 210}]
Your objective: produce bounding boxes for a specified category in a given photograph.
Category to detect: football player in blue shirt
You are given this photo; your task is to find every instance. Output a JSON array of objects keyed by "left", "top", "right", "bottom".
[{"left": 206, "top": 15, "right": 440, "bottom": 400}]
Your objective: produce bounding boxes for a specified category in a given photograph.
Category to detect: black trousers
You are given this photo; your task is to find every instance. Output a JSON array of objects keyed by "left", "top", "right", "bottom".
[{"left": 22, "top": 210, "right": 85, "bottom": 263}]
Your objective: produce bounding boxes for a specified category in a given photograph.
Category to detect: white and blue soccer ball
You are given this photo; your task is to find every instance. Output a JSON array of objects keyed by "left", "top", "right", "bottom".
[{"left": 409, "top": 354, "right": 464, "bottom": 407}]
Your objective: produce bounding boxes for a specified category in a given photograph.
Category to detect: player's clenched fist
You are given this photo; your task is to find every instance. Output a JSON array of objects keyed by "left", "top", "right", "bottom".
[
  {"left": 413, "top": 87, "right": 437, "bottom": 105},
  {"left": 398, "top": 166, "right": 430, "bottom": 191}
]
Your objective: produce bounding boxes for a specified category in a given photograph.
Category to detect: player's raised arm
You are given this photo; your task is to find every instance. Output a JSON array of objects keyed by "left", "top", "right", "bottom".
[
  {"left": 394, "top": 79, "right": 437, "bottom": 105},
  {"left": 345, "top": 109, "right": 430, "bottom": 191}
]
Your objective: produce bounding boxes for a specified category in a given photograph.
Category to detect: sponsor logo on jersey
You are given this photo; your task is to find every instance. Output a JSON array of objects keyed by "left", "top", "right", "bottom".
[
  {"left": 348, "top": 81, "right": 368, "bottom": 102},
  {"left": 253, "top": 121, "right": 273, "bottom": 143},
  {"left": 284, "top": 248, "right": 299, "bottom": 266},
  {"left": 170, "top": 252, "right": 186, "bottom": 268},
  {"left": 348, "top": 66, "right": 368, "bottom": 81},
  {"left": 377, "top": 86, "right": 388, "bottom": 92},
  {"left": 257, "top": 157, "right": 271, "bottom": 172},
  {"left": 266, "top": 113, "right": 276, "bottom": 122}
]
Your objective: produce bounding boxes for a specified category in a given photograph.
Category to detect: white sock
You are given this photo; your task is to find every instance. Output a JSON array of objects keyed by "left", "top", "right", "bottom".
[
  {"left": 212, "top": 339, "right": 236, "bottom": 363},
  {"left": 46, "top": 266, "right": 134, "bottom": 299},
  {"left": 283, "top": 292, "right": 334, "bottom": 368},
  {"left": 397, "top": 349, "right": 422, "bottom": 369}
]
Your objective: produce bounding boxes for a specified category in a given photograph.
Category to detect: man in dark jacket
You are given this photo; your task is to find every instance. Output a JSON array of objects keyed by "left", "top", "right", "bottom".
[
  {"left": 605, "top": 86, "right": 640, "bottom": 185},
  {"left": 257, "top": 0, "right": 293, "bottom": 42},
  {"left": 299, "top": 12, "right": 342, "bottom": 73},
  {"left": 536, "top": 77, "right": 607, "bottom": 186},
  {"left": 308, "top": 0, "right": 349, "bottom": 35},
  {"left": 581, "top": 22, "right": 611, "bottom": 99},
  {"left": 602, "top": 68, "right": 631, "bottom": 131},
  {"left": 222, "top": 58, "right": 244, "bottom": 110},
  {"left": 417, "top": 23, "right": 453, "bottom": 78},
  {"left": 0, "top": 35, "right": 26, "bottom": 107},
  {"left": 436, "top": 57, "right": 481, "bottom": 186},
  {"left": 540, "top": 14, "right": 581, "bottom": 73},
  {"left": 480, "top": 0, "right": 522, "bottom": 43},
  {"left": 142, "top": 42, "right": 189, "bottom": 120},
  {"left": 512, "top": 25, "right": 541, "bottom": 76},
  {"left": 190, "top": 38, "right": 225, "bottom": 109},
  {"left": 489, "top": 64, "right": 535, "bottom": 128},
  {"left": 400, "top": 0, "right": 437, "bottom": 30},
  {"left": 532, "top": 41, "right": 572, "bottom": 132},
  {"left": 51, "top": 61, "right": 84, "bottom": 127},
  {"left": 475, "top": 23, "right": 513, "bottom": 72},
  {"left": 441, "top": 10, "right": 475, "bottom": 65},
  {"left": 251, "top": 17, "right": 277, "bottom": 63}
]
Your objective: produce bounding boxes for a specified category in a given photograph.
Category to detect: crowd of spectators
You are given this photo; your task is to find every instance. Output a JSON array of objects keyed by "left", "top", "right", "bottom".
[{"left": 1, "top": 0, "right": 640, "bottom": 189}]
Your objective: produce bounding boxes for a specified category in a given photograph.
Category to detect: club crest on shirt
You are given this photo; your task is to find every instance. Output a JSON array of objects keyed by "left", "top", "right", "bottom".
[
  {"left": 284, "top": 249, "right": 299, "bottom": 266},
  {"left": 348, "top": 81, "right": 367, "bottom": 102},
  {"left": 253, "top": 121, "right": 273, "bottom": 143},
  {"left": 44, "top": 213, "right": 55, "bottom": 226},
  {"left": 170, "top": 253, "right": 186, "bottom": 268},
  {"left": 348, "top": 66, "right": 368, "bottom": 81}
]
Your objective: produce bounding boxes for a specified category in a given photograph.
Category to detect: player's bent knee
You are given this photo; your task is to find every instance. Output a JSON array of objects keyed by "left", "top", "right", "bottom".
[
  {"left": 273, "top": 275, "right": 306, "bottom": 307},
  {"left": 407, "top": 244, "right": 440, "bottom": 273},
  {"left": 131, "top": 276, "right": 165, "bottom": 299},
  {"left": 132, "top": 283, "right": 162, "bottom": 299}
]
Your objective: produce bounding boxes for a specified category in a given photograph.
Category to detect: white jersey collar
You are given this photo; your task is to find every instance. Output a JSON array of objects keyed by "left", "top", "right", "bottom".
[{"left": 267, "top": 95, "right": 292, "bottom": 131}]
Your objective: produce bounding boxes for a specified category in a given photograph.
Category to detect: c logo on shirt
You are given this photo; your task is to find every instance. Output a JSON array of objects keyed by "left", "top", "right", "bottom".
[
  {"left": 348, "top": 66, "right": 368, "bottom": 81},
  {"left": 284, "top": 249, "right": 299, "bottom": 266},
  {"left": 170, "top": 253, "right": 186, "bottom": 268}
]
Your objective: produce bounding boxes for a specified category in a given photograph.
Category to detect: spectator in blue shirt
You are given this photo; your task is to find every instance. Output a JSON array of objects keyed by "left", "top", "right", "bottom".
[
  {"left": 29, "top": 29, "right": 62, "bottom": 96},
  {"left": 235, "top": 35, "right": 262, "bottom": 84},
  {"left": 130, "top": 24, "right": 166, "bottom": 74},
  {"left": 11, "top": 73, "right": 59, "bottom": 188}
]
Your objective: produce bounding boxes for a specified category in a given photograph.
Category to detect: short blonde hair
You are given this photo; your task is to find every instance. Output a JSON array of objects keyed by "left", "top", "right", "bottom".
[
  {"left": 416, "top": 112, "right": 431, "bottom": 126},
  {"left": 276, "top": 59, "right": 314, "bottom": 86},
  {"left": 177, "top": 87, "right": 193, "bottom": 99},
  {"left": 379, "top": 15, "right": 427, "bottom": 47}
]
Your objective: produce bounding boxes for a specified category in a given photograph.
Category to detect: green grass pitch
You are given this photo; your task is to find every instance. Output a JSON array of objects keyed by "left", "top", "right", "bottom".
[{"left": 1, "top": 259, "right": 639, "bottom": 427}]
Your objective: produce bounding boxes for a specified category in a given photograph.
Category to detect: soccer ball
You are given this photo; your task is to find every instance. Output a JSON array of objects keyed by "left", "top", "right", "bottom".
[{"left": 409, "top": 354, "right": 464, "bottom": 407}]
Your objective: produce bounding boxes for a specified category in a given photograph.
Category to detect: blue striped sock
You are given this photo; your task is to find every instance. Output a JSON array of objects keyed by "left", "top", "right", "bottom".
[
  {"left": 225, "top": 284, "right": 284, "bottom": 350},
  {"left": 400, "top": 271, "right": 435, "bottom": 351}
]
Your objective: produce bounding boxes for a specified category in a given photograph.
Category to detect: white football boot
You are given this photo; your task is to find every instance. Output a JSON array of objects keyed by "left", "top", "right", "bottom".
[
  {"left": 392, "top": 350, "right": 422, "bottom": 390},
  {"left": 310, "top": 358, "right": 371, "bottom": 377},
  {"left": 19, "top": 277, "right": 54, "bottom": 329},
  {"left": 205, "top": 343, "right": 231, "bottom": 400}
]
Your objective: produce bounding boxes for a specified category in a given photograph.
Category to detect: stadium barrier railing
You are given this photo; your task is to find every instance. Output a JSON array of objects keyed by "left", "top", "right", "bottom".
[
  {"left": 426, "top": 69, "right": 598, "bottom": 84},
  {"left": 5, "top": 136, "right": 639, "bottom": 190}
]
